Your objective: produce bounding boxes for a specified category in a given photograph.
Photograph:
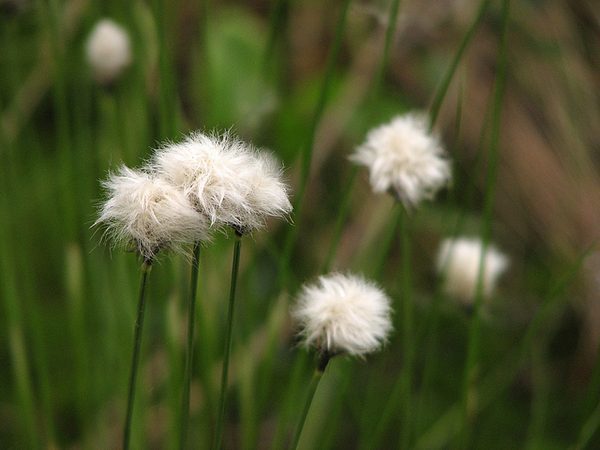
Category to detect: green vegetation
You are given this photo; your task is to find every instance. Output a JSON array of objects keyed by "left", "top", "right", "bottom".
[{"left": 0, "top": 0, "right": 598, "bottom": 449}]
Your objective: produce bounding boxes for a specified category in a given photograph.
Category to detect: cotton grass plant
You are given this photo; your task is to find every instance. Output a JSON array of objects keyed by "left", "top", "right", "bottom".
[
  {"left": 4, "top": 0, "right": 597, "bottom": 448},
  {"left": 151, "top": 130, "right": 291, "bottom": 449},
  {"left": 96, "top": 129, "right": 291, "bottom": 449},
  {"left": 290, "top": 273, "right": 393, "bottom": 449},
  {"left": 87, "top": 3, "right": 497, "bottom": 449},
  {"left": 351, "top": 110, "right": 452, "bottom": 449},
  {"left": 95, "top": 164, "right": 212, "bottom": 449},
  {"left": 350, "top": 112, "right": 452, "bottom": 209},
  {"left": 152, "top": 132, "right": 291, "bottom": 234},
  {"left": 457, "top": 1, "right": 512, "bottom": 446},
  {"left": 96, "top": 166, "right": 211, "bottom": 262}
]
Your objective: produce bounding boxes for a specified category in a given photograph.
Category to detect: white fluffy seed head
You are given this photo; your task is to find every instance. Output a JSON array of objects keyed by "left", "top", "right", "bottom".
[
  {"left": 152, "top": 132, "right": 292, "bottom": 232},
  {"left": 85, "top": 19, "right": 132, "bottom": 84},
  {"left": 95, "top": 166, "right": 211, "bottom": 260},
  {"left": 292, "top": 273, "right": 393, "bottom": 358},
  {"left": 350, "top": 113, "right": 452, "bottom": 208},
  {"left": 436, "top": 237, "right": 509, "bottom": 304}
]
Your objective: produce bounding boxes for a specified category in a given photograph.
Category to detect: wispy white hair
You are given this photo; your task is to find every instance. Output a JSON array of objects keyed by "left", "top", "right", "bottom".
[
  {"left": 292, "top": 273, "right": 393, "bottom": 358},
  {"left": 351, "top": 113, "right": 451, "bottom": 208},
  {"left": 95, "top": 166, "right": 210, "bottom": 260},
  {"left": 152, "top": 132, "right": 292, "bottom": 232}
]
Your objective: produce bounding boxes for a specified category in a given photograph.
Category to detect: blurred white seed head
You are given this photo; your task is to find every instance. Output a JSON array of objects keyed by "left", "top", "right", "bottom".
[
  {"left": 152, "top": 132, "right": 292, "bottom": 233},
  {"left": 85, "top": 19, "right": 132, "bottom": 84},
  {"left": 351, "top": 113, "right": 451, "bottom": 208},
  {"left": 95, "top": 166, "right": 211, "bottom": 260},
  {"left": 292, "top": 273, "right": 393, "bottom": 358},
  {"left": 436, "top": 237, "right": 509, "bottom": 304}
]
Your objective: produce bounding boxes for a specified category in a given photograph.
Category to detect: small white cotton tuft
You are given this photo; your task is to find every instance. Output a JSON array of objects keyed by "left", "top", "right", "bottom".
[
  {"left": 152, "top": 132, "right": 292, "bottom": 233},
  {"left": 95, "top": 166, "right": 211, "bottom": 260},
  {"left": 351, "top": 113, "right": 451, "bottom": 208},
  {"left": 436, "top": 237, "right": 509, "bottom": 304},
  {"left": 291, "top": 273, "right": 393, "bottom": 358},
  {"left": 85, "top": 19, "right": 132, "bottom": 84}
]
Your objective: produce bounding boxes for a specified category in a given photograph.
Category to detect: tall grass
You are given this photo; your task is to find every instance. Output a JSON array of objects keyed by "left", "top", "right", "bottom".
[
  {"left": 123, "top": 259, "right": 152, "bottom": 450},
  {"left": 0, "top": 1, "right": 597, "bottom": 449},
  {"left": 457, "top": 0, "right": 511, "bottom": 446}
]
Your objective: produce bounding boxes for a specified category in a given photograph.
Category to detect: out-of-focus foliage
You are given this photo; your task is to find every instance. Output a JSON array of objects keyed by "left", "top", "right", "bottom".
[{"left": 0, "top": 0, "right": 598, "bottom": 448}]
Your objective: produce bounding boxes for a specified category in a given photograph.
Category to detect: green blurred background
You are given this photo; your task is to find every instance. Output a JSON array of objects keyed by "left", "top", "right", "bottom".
[{"left": 0, "top": 0, "right": 599, "bottom": 448}]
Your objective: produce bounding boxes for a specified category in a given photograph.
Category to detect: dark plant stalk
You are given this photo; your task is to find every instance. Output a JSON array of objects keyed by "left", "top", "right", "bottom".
[
  {"left": 153, "top": 0, "right": 177, "bottom": 139},
  {"left": 414, "top": 91, "right": 468, "bottom": 437},
  {"left": 416, "top": 247, "right": 593, "bottom": 449},
  {"left": 268, "top": 352, "right": 310, "bottom": 450},
  {"left": 321, "top": 167, "right": 358, "bottom": 273},
  {"left": 123, "top": 258, "right": 152, "bottom": 450},
  {"left": 213, "top": 231, "right": 242, "bottom": 450},
  {"left": 0, "top": 217, "right": 38, "bottom": 448},
  {"left": 263, "top": 0, "right": 290, "bottom": 75},
  {"left": 322, "top": 0, "right": 402, "bottom": 275},
  {"left": 360, "top": 206, "right": 412, "bottom": 450},
  {"left": 179, "top": 242, "right": 201, "bottom": 450},
  {"left": 291, "top": 352, "right": 331, "bottom": 450},
  {"left": 45, "top": 0, "right": 77, "bottom": 239},
  {"left": 360, "top": 372, "right": 403, "bottom": 450},
  {"left": 360, "top": 0, "right": 489, "bottom": 440},
  {"left": 0, "top": 120, "right": 50, "bottom": 447},
  {"left": 457, "top": 0, "right": 511, "bottom": 446},
  {"left": 371, "top": 208, "right": 403, "bottom": 280},
  {"left": 428, "top": 0, "right": 491, "bottom": 128},
  {"left": 574, "top": 400, "right": 600, "bottom": 450},
  {"left": 572, "top": 247, "right": 600, "bottom": 448},
  {"left": 398, "top": 208, "right": 414, "bottom": 450},
  {"left": 279, "top": 0, "right": 352, "bottom": 288},
  {"left": 373, "top": 0, "right": 402, "bottom": 94},
  {"left": 525, "top": 336, "right": 550, "bottom": 449}
]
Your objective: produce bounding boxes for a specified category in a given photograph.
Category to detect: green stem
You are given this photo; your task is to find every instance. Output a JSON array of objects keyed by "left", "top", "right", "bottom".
[
  {"left": 321, "top": 167, "right": 358, "bottom": 273},
  {"left": 180, "top": 242, "right": 201, "bottom": 450},
  {"left": 413, "top": 216, "right": 466, "bottom": 439},
  {"left": 398, "top": 208, "right": 414, "bottom": 449},
  {"left": 154, "top": 0, "right": 177, "bottom": 139},
  {"left": 213, "top": 232, "right": 243, "bottom": 450},
  {"left": 0, "top": 214, "right": 38, "bottom": 448},
  {"left": 573, "top": 401, "right": 600, "bottom": 450},
  {"left": 9, "top": 325, "right": 38, "bottom": 448},
  {"left": 269, "top": 352, "right": 309, "bottom": 450},
  {"left": 196, "top": 0, "right": 210, "bottom": 124},
  {"left": 263, "top": 0, "right": 290, "bottom": 76},
  {"left": 373, "top": 0, "right": 402, "bottom": 95},
  {"left": 580, "top": 339, "right": 600, "bottom": 438},
  {"left": 123, "top": 258, "right": 152, "bottom": 450},
  {"left": 291, "top": 352, "right": 331, "bottom": 450},
  {"left": 360, "top": 374, "right": 403, "bottom": 450},
  {"left": 322, "top": 0, "right": 401, "bottom": 274},
  {"left": 279, "top": 0, "right": 352, "bottom": 288},
  {"left": 573, "top": 286, "right": 600, "bottom": 450},
  {"left": 416, "top": 247, "right": 593, "bottom": 449},
  {"left": 361, "top": 207, "right": 411, "bottom": 450},
  {"left": 414, "top": 91, "right": 484, "bottom": 438},
  {"left": 428, "top": 0, "right": 491, "bottom": 128},
  {"left": 526, "top": 337, "right": 549, "bottom": 450},
  {"left": 457, "top": 1, "right": 510, "bottom": 447},
  {"left": 0, "top": 112, "right": 42, "bottom": 448},
  {"left": 360, "top": 0, "right": 485, "bottom": 437},
  {"left": 38, "top": 0, "right": 78, "bottom": 242},
  {"left": 413, "top": 283, "right": 446, "bottom": 434}
]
